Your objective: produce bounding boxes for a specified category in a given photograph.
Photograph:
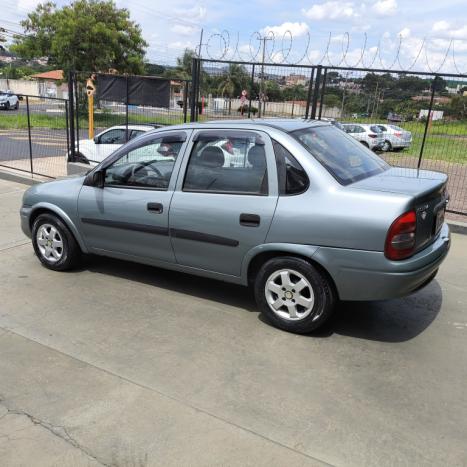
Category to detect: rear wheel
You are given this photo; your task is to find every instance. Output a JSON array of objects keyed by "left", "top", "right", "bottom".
[
  {"left": 254, "top": 257, "right": 336, "bottom": 334},
  {"left": 382, "top": 140, "right": 392, "bottom": 152},
  {"left": 32, "top": 213, "right": 82, "bottom": 271}
]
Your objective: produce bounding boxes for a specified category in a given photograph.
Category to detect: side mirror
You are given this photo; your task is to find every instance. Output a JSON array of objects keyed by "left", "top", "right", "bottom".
[
  {"left": 92, "top": 169, "right": 105, "bottom": 188},
  {"left": 93, "top": 136, "right": 99, "bottom": 144}
]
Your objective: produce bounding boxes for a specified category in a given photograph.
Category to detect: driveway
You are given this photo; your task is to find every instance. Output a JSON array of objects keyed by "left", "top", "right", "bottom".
[{"left": 0, "top": 178, "right": 466, "bottom": 466}]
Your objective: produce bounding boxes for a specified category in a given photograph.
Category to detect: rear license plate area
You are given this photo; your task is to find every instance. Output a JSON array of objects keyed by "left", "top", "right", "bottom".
[{"left": 434, "top": 208, "right": 445, "bottom": 235}]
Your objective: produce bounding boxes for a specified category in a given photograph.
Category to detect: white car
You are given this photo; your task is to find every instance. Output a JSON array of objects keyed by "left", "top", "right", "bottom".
[
  {"left": 71, "top": 124, "right": 161, "bottom": 164},
  {"left": 342, "top": 123, "right": 384, "bottom": 151},
  {"left": 0, "top": 91, "right": 19, "bottom": 110},
  {"left": 376, "top": 124, "right": 412, "bottom": 152}
]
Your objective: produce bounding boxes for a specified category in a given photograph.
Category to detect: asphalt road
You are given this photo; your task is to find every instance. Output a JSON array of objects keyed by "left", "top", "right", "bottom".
[{"left": 0, "top": 178, "right": 466, "bottom": 466}]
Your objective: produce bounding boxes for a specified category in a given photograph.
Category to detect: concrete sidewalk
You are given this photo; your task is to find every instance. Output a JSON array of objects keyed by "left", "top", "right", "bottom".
[{"left": 0, "top": 178, "right": 466, "bottom": 466}]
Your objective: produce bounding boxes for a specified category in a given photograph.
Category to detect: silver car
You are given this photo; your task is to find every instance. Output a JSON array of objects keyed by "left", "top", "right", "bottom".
[
  {"left": 20, "top": 119, "right": 450, "bottom": 334},
  {"left": 376, "top": 124, "right": 413, "bottom": 152},
  {"left": 342, "top": 123, "right": 385, "bottom": 151}
]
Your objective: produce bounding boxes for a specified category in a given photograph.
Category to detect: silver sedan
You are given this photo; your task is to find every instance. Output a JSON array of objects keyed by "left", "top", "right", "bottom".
[{"left": 20, "top": 119, "right": 450, "bottom": 334}]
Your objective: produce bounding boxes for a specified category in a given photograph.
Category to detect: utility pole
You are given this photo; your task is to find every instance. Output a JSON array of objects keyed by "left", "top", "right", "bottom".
[{"left": 258, "top": 35, "right": 273, "bottom": 118}]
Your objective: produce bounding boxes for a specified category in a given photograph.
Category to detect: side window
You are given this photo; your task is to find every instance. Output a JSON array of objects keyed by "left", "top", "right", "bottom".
[
  {"left": 129, "top": 130, "right": 145, "bottom": 140},
  {"left": 99, "top": 129, "right": 126, "bottom": 144},
  {"left": 104, "top": 136, "right": 184, "bottom": 190},
  {"left": 183, "top": 132, "right": 268, "bottom": 195},
  {"left": 273, "top": 141, "right": 309, "bottom": 195}
]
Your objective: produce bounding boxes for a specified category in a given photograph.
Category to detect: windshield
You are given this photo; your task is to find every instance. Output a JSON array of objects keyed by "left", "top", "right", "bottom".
[{"left": 291, "top": 125, "right": 389, "bottom": 185}]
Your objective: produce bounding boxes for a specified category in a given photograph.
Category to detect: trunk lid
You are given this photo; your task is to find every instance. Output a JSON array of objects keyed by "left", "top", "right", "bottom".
[{"left": 351, "top": 167, "right": 449, "bottom": 252}]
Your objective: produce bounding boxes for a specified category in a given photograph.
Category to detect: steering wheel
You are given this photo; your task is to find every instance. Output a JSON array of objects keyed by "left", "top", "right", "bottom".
[{"left": 130, "top": 162, "right": 164, "bottom": 179}]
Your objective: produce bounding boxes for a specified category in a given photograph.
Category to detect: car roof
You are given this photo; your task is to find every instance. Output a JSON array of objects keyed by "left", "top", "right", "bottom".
[
  {"left": 106, "top": 124, "right": 159, "bottom": 131},
  {"left": 145, "top": 118, "right": 331, "bottom": 135}
]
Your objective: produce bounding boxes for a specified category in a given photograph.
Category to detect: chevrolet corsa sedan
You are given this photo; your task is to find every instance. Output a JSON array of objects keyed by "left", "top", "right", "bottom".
[{"left": 20, "top": 119, "right": 451, "bottom": 334}]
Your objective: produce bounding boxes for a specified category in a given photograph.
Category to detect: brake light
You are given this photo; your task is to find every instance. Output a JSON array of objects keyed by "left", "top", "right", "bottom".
[
  {"left": 368, "top": 134, "right": 377, "bottom": 138},
  {"left": 385, "top": 210, "right": 417, "bottom": 260},
  {"left": 394, "top": 132, "right": 402, "bottom": 137}
]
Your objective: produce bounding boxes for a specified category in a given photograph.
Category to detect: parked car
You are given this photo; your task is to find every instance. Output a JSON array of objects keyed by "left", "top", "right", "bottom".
[
  {"left": 376, "top": 124, "right": 413, "bottom": 152},
  {"left": 341, "top": 123, "right": 385, "bottom": 151},
  {"left": 387, "top": 112, "right": 404, "bottom": 123},
  {"left": 21, "top": 119, "right": 450, "bottom": 334},
  {"left": 0, "top": 90, "right": 19, "bottom": 110},
  {"left": 69, "top": 124, "right": 162, "bottom": 164}
]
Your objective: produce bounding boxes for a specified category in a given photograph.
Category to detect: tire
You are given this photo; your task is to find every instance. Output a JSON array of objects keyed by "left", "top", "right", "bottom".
[
  {"left": 5, "top": 101, "right": 10, "bottom": 110},
  {"left": 382, "top": 140, "right": 392, "bottom": 152},
  {"left": 14, "top": 101, "right": 19, "bottom": 110},
  {"left": 32, "top": 213, "right": 82, "bottom": 271},
  {"left": 254, "top": 256, "right": 336, "bottom": 334},
  {"left": 361, "top": 141, "right": 369, "bottom": 148}
]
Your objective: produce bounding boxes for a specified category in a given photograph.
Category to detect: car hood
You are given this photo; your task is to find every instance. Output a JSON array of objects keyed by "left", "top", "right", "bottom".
[{"left": 350, "top": 167, "right": 447, "bottom": 199}]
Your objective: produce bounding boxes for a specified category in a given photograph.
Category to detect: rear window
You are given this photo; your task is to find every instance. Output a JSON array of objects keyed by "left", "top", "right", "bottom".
[
  {"left": 389, "top": 125, "right": 403, "bottom": 131},
  {"left": 370, "top": 125, "right": 383, "bottom": 133},
  {"left": 292, "top": 125, "right": 389, "bottom": 185}
]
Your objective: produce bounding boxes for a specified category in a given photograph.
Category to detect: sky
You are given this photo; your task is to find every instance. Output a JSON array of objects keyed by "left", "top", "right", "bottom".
[{"left": 2, "top": 0, "right": 467, "bottom": 73}]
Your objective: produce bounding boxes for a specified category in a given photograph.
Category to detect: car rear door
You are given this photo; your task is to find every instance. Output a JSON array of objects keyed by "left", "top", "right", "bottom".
[
  {"left": 169, "top": 129, "right": 279, "bottom": 277},
  {"left": 77, "top": 130, "right": 189, "bottom": 263}
]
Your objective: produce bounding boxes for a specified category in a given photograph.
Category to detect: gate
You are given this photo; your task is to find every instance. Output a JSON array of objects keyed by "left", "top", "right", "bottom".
[{"left": 190, "top": 57, "right": 467, "bottom": 217}]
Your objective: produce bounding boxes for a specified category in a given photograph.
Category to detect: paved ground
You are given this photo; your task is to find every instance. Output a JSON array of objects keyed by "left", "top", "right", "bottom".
[{"left": 0, "top": 178, "right": 466, "bottom": 467}]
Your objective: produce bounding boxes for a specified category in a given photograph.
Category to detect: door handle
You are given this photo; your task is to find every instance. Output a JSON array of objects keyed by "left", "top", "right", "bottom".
[
  {"left": 240, "top": 213, "right": 260, "bottom": 227},
  {"left": 147, "top": 202, "right": 163, "bottom": 214}
]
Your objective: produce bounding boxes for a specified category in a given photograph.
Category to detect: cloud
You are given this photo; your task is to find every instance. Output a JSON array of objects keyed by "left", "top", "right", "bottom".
[
  {"left": 398, "top": 27, "right": 410, "bottom": 38},
  {"left": 171, "top": 24, "right": 199, "bottom": 36},
  {"left": 433, "top": 20, "right": 450, "bottom": 32},
  {"left": 261, "top": 22, "right": 309, "bottom": 38},
  {"left": 302, "top": 1, "right": 357, "bottom": 20},
  {"left": 372, "top": 0, "right": 397, "bottom": 16}
]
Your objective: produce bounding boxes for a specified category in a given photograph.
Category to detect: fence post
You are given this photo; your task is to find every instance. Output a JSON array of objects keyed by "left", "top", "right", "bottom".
[
  {"left": 190, "top": 57, "right": 199, "bottom": 122},
  {"left": 26, "top": 96, "right": 33, "bottom": 175},
  {"left": 125, "top": 75, "right": 129, "bottom": 142},
  {"left": 310, "top": 65, "right": 322, "bottom": 120},
  {"left": 74, "top": 75, "right": 80, "bottom": 156},
  {"left": 65, "top": 100, "right": 70, "bottom": 163},
  {"left": 304, "top": 67, "right": 315, "bottom": 119},
  {"left": 418, "top": 77, "right": 436, "bottom": 169},
  {"left": 248, "top": 64, "right": 255, "bottom": 118},
  {"left": 67, "top": 71, "right": 76, "bottom": 161},
  {"left": 318, "top": 67, "right": 327, "bottom": 120},
  {"left": 183, "top": 81, "right": 188, "bottom": 123}
]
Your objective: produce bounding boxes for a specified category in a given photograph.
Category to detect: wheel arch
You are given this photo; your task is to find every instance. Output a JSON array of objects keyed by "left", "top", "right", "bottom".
[
  {"left": 243, "top": 244, "right": 339, "bottom": 299},
  {"left": 29, "top": 203, "right": 89, "bottom": 253}
]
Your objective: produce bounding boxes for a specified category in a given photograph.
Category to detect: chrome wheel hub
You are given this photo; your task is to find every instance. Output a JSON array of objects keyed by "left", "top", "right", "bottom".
[
  {"left": 36, "top": 223, "right": 63, "bottom": 263},
  {"left": 265, "top": 269, "right": 316, "bottom": 321}
]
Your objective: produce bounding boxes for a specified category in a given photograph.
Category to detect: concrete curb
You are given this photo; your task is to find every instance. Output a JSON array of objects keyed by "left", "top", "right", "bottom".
[
  {"left": 0, "top": 168, "right": 45, "bottom": 186},
  {"left": 1, "top": 166, "right": 467, "bottom": 234}
]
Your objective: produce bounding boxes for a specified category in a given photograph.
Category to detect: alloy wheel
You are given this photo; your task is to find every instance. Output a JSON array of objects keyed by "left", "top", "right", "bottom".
[{"left": 36, "top": 223, "right": 64, "bottom": 263}]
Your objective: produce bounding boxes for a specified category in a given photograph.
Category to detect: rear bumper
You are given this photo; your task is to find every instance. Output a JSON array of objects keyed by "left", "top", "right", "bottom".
[{"left": 312, "top": 223, "right": 451, "bottom": 301}]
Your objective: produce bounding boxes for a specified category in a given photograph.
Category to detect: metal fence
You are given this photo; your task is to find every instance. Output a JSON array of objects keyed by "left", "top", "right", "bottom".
[
  {"left": 69, "top": 71, "right": 190, "bottom": 164},
  {"left": 0, "top": 95, "right": 69, "bottom": 178},
  {"left": 191, "top": 58, "right": 467, "bottom": 217}
]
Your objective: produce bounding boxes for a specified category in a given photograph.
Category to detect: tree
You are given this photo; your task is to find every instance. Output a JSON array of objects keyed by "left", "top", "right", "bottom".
[
  {"left": 217, "top": 64, "right": 249, "bottom": 98},
  {"left": 11, "top": 0, "right": 147, "bottom": 74}
]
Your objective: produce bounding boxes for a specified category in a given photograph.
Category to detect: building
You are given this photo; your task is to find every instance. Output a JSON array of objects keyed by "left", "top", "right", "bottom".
[
  {"left": 285, "top": 74, "right": 307, "bottom": 87},
  {"left": 30, "top": 69, "right": 67, "bottom": 98}
]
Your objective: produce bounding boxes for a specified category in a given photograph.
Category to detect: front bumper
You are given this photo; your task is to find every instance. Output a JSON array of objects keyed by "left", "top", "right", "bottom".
[
  {"left": 20, "top": 206, "right": 33, "bottom": 238},
  {"left": 312, "top": 223, "right": 451, "bottom": 301}
]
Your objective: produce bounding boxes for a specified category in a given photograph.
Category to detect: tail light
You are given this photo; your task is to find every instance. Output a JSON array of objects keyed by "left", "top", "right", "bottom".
[
  {"left": 394, "top": 132, "right": 402, "bottom": 137},
  {"left": 385, "top": 210, "right": 417, "bottom": 260},
  {"left": 368, "top": 133, "right": 377, "bottom": 138}
]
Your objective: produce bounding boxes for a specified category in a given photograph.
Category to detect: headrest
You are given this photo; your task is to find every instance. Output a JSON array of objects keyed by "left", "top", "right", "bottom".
[
  {"left": 248, "top": 145, "right": 266, "bottom": 169},
  {"left": 199, "top": 146, "right": 225, "bottom": 168}
]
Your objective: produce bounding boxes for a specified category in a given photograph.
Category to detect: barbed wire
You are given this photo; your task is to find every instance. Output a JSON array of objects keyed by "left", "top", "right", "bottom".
[{"left": 200, "top": 29, "right": 467, "bottom": 75}]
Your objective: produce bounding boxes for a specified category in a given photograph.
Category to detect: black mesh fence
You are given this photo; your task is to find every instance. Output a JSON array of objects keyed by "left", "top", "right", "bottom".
[
  {"left": 72, "top": 71, "right": 190, "bottom": 163},
  {"left": 0, "top": 95, "right": 68, "bottom": 178},
  {"left": 193, "top": 58, "right": 467, "bottom": 218}
]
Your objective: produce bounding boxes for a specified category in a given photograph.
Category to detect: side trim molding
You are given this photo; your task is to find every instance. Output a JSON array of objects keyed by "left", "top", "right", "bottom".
[
  {"left": 170, "top": 228, "right": 239, "bottom": 247},
  {"left": 81, "top": 218, "right": 169, "bottom": 236}
]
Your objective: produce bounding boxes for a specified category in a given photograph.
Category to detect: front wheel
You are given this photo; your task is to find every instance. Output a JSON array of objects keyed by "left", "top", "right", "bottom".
[
  {"left": 32, "top": 213, "right": 82, "bottom": 271},
  {"left": 5, "top": 101, "right": 10, "bottom": 110},
  {"left": 14, "top": 101, "right": 19, "bottom": 110},
  {"left": 254, "top": 257, "right": 336, "bottom": 334}
]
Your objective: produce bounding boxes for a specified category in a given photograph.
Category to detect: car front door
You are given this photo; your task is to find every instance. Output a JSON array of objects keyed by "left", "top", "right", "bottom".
[
  {"left": 77, "top": 131, "right": 189, "bottom": 264},
  {"left": 169, "top": 129, "right": 278, "bottom": 277}
]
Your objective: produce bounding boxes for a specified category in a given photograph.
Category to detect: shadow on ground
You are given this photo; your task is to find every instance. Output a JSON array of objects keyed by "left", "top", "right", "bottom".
[{"left": 80, "top": 255, "right": 442, "bottom": 344}]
